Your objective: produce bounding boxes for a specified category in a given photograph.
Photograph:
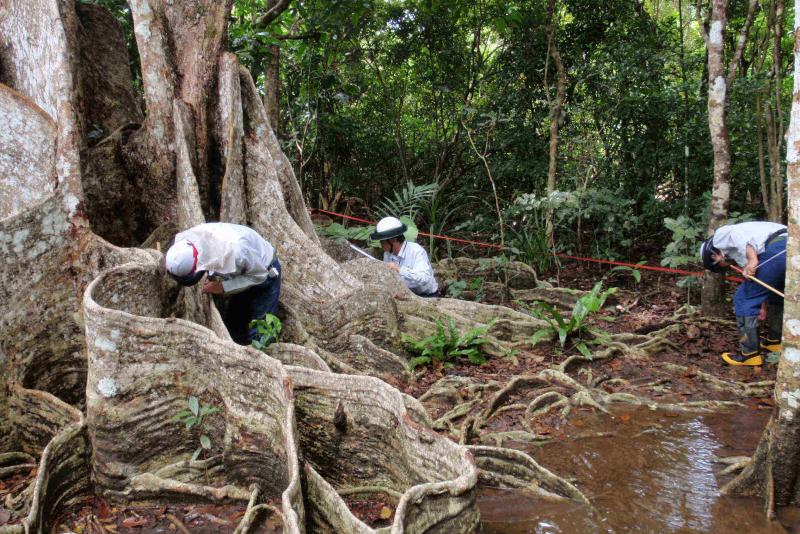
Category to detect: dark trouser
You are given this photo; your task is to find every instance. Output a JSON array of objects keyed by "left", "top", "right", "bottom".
[
  {"left": 224, "top": 259, "right": 281, "bottom": 345},
  {"left": 732, "top": 239, "right": 785, "bottom": 354}
]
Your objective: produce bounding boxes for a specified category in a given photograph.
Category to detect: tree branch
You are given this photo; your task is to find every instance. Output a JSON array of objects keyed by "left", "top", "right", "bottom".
[
  {"left": 726, "top": 0, "right": 759, "bottom": 87},
  {"left": 274, "top": 31, "right": 320, "bottom": 41},
  {"left": 695, "top": 0, "right": 710, "bottom": 44},
  {"left": 256, "top": 0, "right": 292, "bottom": 26}
]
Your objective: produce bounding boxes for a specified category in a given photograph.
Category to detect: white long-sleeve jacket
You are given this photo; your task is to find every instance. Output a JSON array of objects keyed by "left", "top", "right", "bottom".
[
  {"left": 175, "top": 223, "right": 275, "bottom": 294},
  {"left": 383, "top": 241, "right": 438, "bottom": 295},
  {"left": 712, "top": 221, "right": 786, "bottom": 267}
]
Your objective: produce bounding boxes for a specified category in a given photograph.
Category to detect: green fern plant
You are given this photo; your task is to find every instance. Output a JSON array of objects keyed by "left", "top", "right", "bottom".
[
  {"left": 376, "top": 181, "right": 438, "bottom": 222},
  {"left": 402, "top": 318, "right": 495, "bottom": 370}
]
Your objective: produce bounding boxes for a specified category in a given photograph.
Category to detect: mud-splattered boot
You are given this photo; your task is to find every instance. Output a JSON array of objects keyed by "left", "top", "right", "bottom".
[
  {"left": 722, "top": 316, "right": 763, "bottom": 366},
  {"left": 760, "top": 302, "right": 783, "bottom": 352}
]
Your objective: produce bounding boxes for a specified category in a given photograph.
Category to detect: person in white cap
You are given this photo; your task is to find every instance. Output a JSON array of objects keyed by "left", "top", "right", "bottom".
[
  {"left": 165, "top": 222, "right": 280, "bottom": 345},
  {"left": 371, "top": 216, "right": 438, "bottom": 297}
]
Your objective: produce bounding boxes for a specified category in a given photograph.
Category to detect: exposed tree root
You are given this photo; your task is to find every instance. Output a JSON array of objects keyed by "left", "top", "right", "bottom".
[
  {"left": 467, "top": 446, "right": 591, "bottom": 506},
  {"left": 659, "top": 363, "right": 774, "bottom": 397}
]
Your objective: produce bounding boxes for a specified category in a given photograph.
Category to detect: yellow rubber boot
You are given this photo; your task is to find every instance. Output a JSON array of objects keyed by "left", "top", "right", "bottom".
[
  {"left": 721, "top": 351, "right": 763, "bottom": 366},
  {"left": 760, "top": 337, "right": 782, "bottom": 353}
]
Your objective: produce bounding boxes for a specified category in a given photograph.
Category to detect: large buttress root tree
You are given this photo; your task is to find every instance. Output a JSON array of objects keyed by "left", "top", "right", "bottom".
[
  {"left": 722, "top": 2, "right": 800, "bottom": 516},
  {"left": 0, "top": 1, "right": 586, "bottom": 532}
]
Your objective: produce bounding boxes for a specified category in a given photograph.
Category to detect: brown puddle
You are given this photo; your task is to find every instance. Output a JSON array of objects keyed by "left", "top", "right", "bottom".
[{"left": 479, "top": 406, "right": 800, "bottom": 533}]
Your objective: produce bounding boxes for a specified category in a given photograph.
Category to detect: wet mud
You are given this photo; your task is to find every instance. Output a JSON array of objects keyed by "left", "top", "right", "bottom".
[{"left": 479, "top": 406, "right": 799, "bottom": 533}]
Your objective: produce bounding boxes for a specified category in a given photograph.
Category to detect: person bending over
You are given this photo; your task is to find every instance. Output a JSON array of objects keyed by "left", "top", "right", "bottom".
[
  {"left": 165, "top": 222, "right": 281, "bottom": 345},
  {"left": 699, "top": 221, "right": 786, "bottom": 366},
  {"left": 371, "top": 216, "right": 438, "bottom": 297}
]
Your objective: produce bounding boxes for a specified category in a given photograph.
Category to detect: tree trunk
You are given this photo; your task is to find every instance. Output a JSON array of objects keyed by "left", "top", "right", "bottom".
[
  {"left": 261, "top": 0, "right": 283, "bottom": 133},
  {"left": 722, "top": 0, "right": 800, "bottom": 513},
  {"left": 263, "top": 43, "right": 281, "bottom": 132},
  {"left": 544, "top": 0, "right": 566, "bottom": 247},
  {"left": 0, "top": 1, "right": 581, "bottom": 531},
  {"left": 699, "top": 0, "right": 758, "bottom": 317}
]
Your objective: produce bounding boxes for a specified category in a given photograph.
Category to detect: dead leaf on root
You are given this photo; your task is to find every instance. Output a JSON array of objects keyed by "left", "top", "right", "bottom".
[
  {"left": 121, "top": 516, "right": 148, "bottom": 528},
  {"left": 685, "top": 325, "right": 701, "bottom": 339},
  {"left": 0, "top": 508, "right": 10, "bottom": 526}
]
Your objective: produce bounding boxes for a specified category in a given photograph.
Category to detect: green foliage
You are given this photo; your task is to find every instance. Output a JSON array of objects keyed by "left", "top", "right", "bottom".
[
  {"left": 402, "top": 318, "right": 495, "bottom": 370},
  {"left": 609, "top": 265, "right": 642, "bottom": 284},
  {"left": 316, "top": 217, "right": 419, "bottom": 248},
  {"left": 661, "top": 215, "right": 704, "bottom": 269},
  {"left": 317, "top": 222, "right": 377, "bottom": 244},
  {"left": 528, "top": 282, "right": 617, "bottom": 354},
  {"left": 376, "top": 182, "right": 438, "bottom": 223},
  {"left": 445, "top": 279, "right": 467, "bottom": 298},
  {"left": 173, "top": 396, "right": 219, "bottom": 461},
  {"left": 249, "top": 314, "right": 282, "bottom": 351}
]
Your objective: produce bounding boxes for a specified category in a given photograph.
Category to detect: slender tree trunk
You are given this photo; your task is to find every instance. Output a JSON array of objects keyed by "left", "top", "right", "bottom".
[
  {"left": 544, "top": 0, "right": 566, "bottom": 247},
  {"left": 262, "top": 0, "right": 282, "bottom": 132},
  {"left": 722, "top": 3, "right": 800, "bottom": 510},
  {"left": 771, "top": 0, "right": 786, "bottom": 221},
  {"left": 759, "top": 92, "right": 771, "bottom": 215},
  {"left": 698, "top": 0, "right": 758, "bottom": 317}
]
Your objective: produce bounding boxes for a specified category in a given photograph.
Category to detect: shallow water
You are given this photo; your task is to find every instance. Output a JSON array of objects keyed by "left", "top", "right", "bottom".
[{"left": 479, "top": 406, "right": 799, "bottom": 533}]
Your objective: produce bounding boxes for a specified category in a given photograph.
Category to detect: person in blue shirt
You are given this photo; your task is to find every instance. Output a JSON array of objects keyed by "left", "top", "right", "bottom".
[
  {"left": 699, "top": 221, "right": 786, "bottom": 366},
  {"left": 371, "top": 216, "right": 439, "bottom": 297}
]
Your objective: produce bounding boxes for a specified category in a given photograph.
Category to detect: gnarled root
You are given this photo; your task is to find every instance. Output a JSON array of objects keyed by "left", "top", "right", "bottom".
[{"left": 467, "top": 446, "right": 591, "bottom": 505}]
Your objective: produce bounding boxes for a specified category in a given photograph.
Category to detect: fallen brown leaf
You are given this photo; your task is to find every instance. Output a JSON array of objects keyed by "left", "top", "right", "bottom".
[
  {"left": 685, "top": 325, "right": 701, "bottom": 339},
  {"left": 0, "top": 508, "right": 10, "bottom": 526},
  {"left": 121, "top": 516, "right": 148, "bottom": 528},
  {"left": 96, "top": 499, "right": 111, "bottom": 519},
  {"left": 618, "top": 413, "right": 631, "bottom": 423}
]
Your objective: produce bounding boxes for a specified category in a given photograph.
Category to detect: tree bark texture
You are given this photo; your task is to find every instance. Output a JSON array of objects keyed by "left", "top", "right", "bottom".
[
  {"left": 544, "top": 0, "right": 566, "bottom": 246},
  {"left": 0, "top": 1, "right": 580, "bottom": 532},
  {"left": 722, "top": 0, "right": 800, "bottom": 512},
  {"left": 699, "top": 0, "right": 758, "bottom": 317}
]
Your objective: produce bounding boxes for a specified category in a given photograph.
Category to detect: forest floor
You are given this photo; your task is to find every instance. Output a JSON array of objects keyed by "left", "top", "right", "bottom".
[
  {"left": 1, "top": 259, "right": 780, "bottom": 533},
  {"left": 394, "top": 259, "right": 786, "bottom": 533}
]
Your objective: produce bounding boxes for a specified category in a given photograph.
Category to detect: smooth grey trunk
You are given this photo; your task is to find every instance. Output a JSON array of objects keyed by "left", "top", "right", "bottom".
[{"left": 697, "top": 0, "right": 758, "bottom": 317}]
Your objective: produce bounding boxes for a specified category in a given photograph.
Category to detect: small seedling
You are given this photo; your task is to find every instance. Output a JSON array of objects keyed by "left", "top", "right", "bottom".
[
  {"left": 249, "top": 313, "right": 282, "bottom": 351},
  {"left": 526, "top": 281, "right": 616, "bottom": 358},
  {"left": 173, "top": 396, "right": 219, "bottom": 461}
]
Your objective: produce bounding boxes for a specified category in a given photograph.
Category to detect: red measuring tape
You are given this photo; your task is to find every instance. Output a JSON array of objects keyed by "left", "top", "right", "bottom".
[{"left": 310, "top": 208, "right": 743, "bottom": 281}]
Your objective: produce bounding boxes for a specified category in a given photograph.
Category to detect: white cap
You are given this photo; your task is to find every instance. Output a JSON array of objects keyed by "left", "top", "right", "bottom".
[{"left": 165, "top": 239, "right": 197, "bottom": 277}]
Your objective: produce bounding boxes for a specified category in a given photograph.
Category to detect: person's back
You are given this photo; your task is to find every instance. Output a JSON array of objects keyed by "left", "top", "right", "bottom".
[{"left": 166, "top": 222, "right": 281, "bottom": 344}]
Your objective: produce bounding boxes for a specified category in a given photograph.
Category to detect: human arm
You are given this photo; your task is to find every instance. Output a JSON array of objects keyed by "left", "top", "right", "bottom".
[
  {"left": 743, "top": 244, "right": 758, "bottom": 278},
  {"left": 397, "top": 246, "right": 436, "bottom": 292}
]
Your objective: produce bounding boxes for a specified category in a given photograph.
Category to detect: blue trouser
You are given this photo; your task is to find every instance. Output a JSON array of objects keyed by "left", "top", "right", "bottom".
[
  {"left": 225, "top": 258, "right": 281, "bottom": 345},
  {"left": 732, "top": 239, "right": 785, "bottom": 353}
]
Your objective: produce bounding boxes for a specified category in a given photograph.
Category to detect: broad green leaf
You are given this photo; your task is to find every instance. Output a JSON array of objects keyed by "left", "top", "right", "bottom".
[
  {"left": 200, "top": 435, "right": 211, "bottom": 449},
  {"left": 529, "top": 329, "right": 552, "bottom": 347},
  {"left": 188, "top": 396, "right": 199, "bottom": 416},
  {"left": 576, "top": 343, "right": 592, "bottom": 359}
]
